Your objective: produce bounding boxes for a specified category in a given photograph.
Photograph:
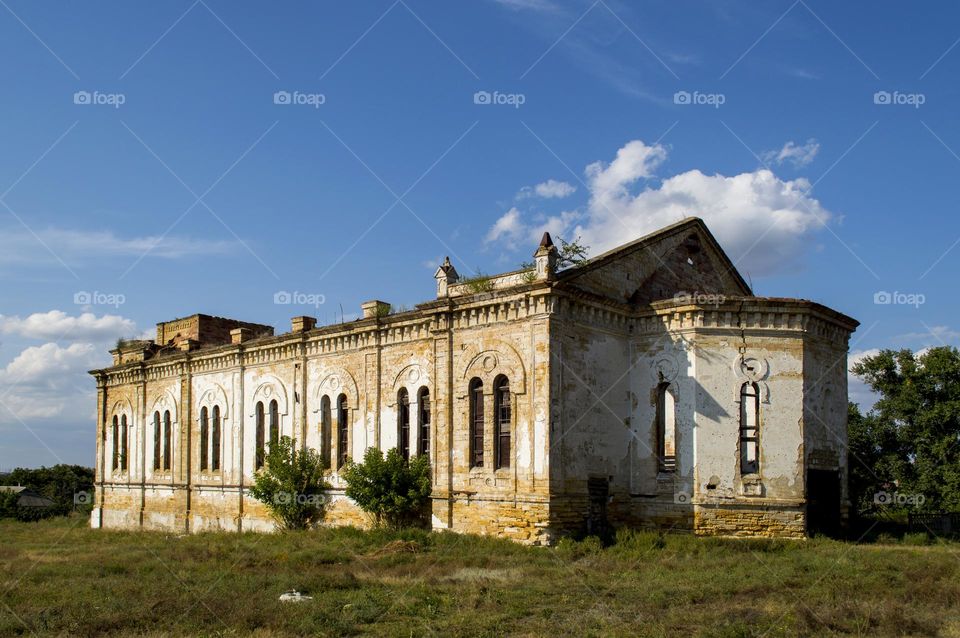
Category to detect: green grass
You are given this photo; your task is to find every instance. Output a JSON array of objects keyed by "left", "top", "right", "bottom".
[{"left": 2, "top": 517, "right": 960, "bottom": 637}]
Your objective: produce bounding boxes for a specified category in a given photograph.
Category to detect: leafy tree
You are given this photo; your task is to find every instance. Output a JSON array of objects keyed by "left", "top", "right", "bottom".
[
  {"left": 851, "top": 347, "right": 960, "bottom": 511},
  {"left": 342, "top": 448, "right": 432, "bottom": 528},
  {"left": 249, "top": 436, "right": 329, "bottom": 530}
]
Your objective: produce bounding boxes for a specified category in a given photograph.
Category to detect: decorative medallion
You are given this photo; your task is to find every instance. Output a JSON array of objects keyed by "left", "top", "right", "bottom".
[
  {"left": 654, "top": 356, "right": 680, "bottom": 383},
  {"left": 482, "top": 355, "right": 497, "bottom": 373},
  {"left": 407, "top": 368, "right": 420, "bottom": 384}
]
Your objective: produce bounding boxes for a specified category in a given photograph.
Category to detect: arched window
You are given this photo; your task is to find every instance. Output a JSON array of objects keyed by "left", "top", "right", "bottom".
[
  {"left": 211, "top": 405, "right": 221, "bottom": 472},
  {"left": 321, "top": 395, "right": 332, "bottom": 467},
  {"left": 469, "top": 378, "right": 484, "bottom": 468},
  {"left": 200, "top": 407, "right": 209, "bottom": 471},
  {"left": 739, "top": 382, "right": 760, "bottom": 475},
  {"left": 397, "top": 388, "right": 411, "bottom": 461},
  {"left": 255, "top": 401, "right": 266, "bottom": 469},
  {"left": 656, "top": 383, "right": 677, "bottom": 472},
  {"left": 153, "top": 412, "right": 161, "bottom": 471},
  {"left": 162, "top": 410, "right": 172, "bottom": 471},
  {"left": 417, "top": 387, "right": 430, "bottom": 457},
  {"left": 337, "top": 394, "right": 349, "bottom": 469},
  {"left": 494, "top": 376, "right": 511, "bottom": 470},
  {"left": 269, "top": 399, "right": 279, "bottom": 450},
  {"left": 112, "top": 415, "right": 119, "bottom": 471},
  {"left": 120, "top": 415, "right": 128, "bottom": 471}
]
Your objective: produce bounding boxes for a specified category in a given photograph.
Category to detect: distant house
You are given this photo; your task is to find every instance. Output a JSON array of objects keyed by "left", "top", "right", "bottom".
[{"left": 0, "top": 485, "right": 57, "bottom": 510}]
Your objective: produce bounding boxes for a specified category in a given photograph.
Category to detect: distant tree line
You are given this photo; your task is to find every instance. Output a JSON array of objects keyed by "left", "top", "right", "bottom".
[{"left": 0, "top": 464, "right": 94, "bottom": 521}]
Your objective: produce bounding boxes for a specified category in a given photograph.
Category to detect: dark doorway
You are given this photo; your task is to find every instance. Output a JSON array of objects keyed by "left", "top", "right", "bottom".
[
  {"left": 586, "top": 477, "right": 611, "bottom": 542},
  {"left": 807, "top": 469, "right": 841, "bottom": 537}
]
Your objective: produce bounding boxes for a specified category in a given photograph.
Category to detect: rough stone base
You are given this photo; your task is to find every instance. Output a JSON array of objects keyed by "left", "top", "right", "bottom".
[{"left": 694, "top": 502, "right": 806, "bottom": 538}]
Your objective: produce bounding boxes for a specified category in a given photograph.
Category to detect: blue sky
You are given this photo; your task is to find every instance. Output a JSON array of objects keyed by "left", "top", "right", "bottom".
[{"left": 2, "top": 0, "right": 959, "bottom": 468}]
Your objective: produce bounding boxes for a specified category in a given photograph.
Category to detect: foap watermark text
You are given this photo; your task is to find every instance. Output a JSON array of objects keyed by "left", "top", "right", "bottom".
[
  {"left": 274, "top": 291, "right": 326, "bottom": 308},
  {"left": 75, "top": 291, "right": 126, "bottom": 308}
]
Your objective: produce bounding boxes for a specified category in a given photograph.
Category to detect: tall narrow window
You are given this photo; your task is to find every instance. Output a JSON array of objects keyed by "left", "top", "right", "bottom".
[
  {"left": 255, "top": 401, "right": 265, "bottom": 469},
  {"left": 211, "top": 405, "right": 221, "bottom": 472},
  {"left": 153, "top": 412, "right": 161, "bottom": 470},
  {"left": 337, "top": 394, "right": 349, "bottom": 469},
  {"left": 120, "top": 415, "right": 128, "bottom": 471},
  {"left": 417, "top": 387, "right": 430, "bottom": 457},
  {"left": 112, "top": 415, "right": 119, "bottom": 471},
  {"left": 656, "top": 383, "right": 677, "bottom": 472},
  {"left": 740, "top": 382, "right": 760, "bottom": 475},
  {"left": 162, "top": 410, "right": 172, "bottom": 471},
  {"left": 200, "top": 407, "right": 209, "bottom": 471},
  {"left": 494, "top": 376, "right": 511, "bottom": 470},
  {"left": 397, "top": 388, "right": 411, "bottom": 461},
  {"left": 469, "top": 378, "right": 484, "bottom": 468},
  {"left": 269, "top": 400, "right": 279, "bottom": 450},
  {"left": 321, "top": 395, "right": 332, "bottom": 467}
]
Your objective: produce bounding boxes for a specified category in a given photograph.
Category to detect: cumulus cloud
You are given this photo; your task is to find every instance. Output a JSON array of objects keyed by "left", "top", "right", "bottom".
[
  {"left": 0, "top": 311, "right": 136, "bottom": 343},
  {"left": 518, "top": 179, "right": 577, "bottom": 200},
  {"left": 487, "top": 139, "right": 832, "bottom": 275},
  {"left": 897, "top": 325, "right": 960, "bottom": 344},
  {"left": 0, "top": 342, "right": 105, "bottom": 421},
  {"left": 762, "top": 139, "right": 820, "bottom": 168}
]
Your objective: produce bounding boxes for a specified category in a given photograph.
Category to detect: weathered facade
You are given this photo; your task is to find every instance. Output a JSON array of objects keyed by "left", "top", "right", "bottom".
[{"left": 90, "top": 219, "right": 857, "bottom": 543}]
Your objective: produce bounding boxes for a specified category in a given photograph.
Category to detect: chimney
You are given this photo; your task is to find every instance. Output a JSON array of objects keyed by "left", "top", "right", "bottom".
[
  {"left": 291, "top": 316, "right": 317, "bottom": 333},
  {"left": 230, "top": 328, "right": 252, "bottom": 344},
  {"left": 177, "top": 338, "right": 198, "bottom": 352},
  {"left": 434, "top": 256, "right": 459, "bottom": 297},
  {"left": 534, "top": 232, "right": 558, "bottom": 281},
  {"left": 361, "top": 300, "right": 391, "bottom": 319}
]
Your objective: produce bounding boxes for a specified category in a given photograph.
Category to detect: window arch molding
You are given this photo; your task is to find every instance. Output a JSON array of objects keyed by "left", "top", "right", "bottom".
[
  {"left": 108, "top": 398, "right": 135, "bottom": 473},
  {"left": 250, "top": 376, "right": 289, "bottom": 420},
  {"left": 196, "top": 384, "right": 228, "bottom": 422},
  {"left": 457, "top": 341, "right": 527, "bottom": 396},
  {"left": 312, "top": 368, "right": 360, "bottom": 412}
]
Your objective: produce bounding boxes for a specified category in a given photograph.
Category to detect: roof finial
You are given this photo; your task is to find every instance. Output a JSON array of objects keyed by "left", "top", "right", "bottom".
[{"left": 539, "top": 231, "right": 554, "bottom": 249}]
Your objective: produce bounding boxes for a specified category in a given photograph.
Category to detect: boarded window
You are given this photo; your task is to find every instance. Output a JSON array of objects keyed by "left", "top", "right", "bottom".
[
  {"left": 211, "top": 405, "right": 221, "bottom": 472},
  {"left": 255, "top": 401, "right": 265, "bottom": 469},
  {"left": 162, "top": 410, "right": 172, "bottom": 471},
  {"left": 321, "top": 395, "right": 332, "bottom": 467},
  {"left": 119, "top": 415, "right": 128, "bottom": 471},
  {"left": 153, "top": 412, "right": 161, "bottom": 471},
  {"left": 200, "top": 407, "right": 209, "bottom": 471},
  {"left": 337, "top": 394, "right": 349, "bottom": 469},
  {"left": 469, "top": 378, "right": 484, "bottom": 468},
  {"left": 397, "top": 388, "right": 411, "bottom": 461},
  {"left": 112, "top": 415, "right": 119, "bottom": 471},
  {"left": 494, "top": 376, "right": 511, "bottom": 470},
  {"left": 269, "top": 400, "right": 279, "bottom": 449},
  {"left": 417, "top": 387, "right": 430, "bottom": 457}
]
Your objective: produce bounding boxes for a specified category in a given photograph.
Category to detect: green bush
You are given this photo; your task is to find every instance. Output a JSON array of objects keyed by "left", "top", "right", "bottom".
[
  {"left": 249, "top": 436, "right": 329, "bottom": 530},
  {"left": 341, "top": 448, "right": 431, "bottom": 529}
]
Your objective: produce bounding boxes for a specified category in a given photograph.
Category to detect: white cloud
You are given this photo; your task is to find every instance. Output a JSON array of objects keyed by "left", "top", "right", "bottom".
[
  {"left": 518, "top": 179, "right": 577, "bottom": 200},
  {"left": 0, "top": 311, "right": 136, "bottom": 343},
  {"left": 897, "top": 325, "right": 960, "bottom": 344},
  {"left": 487, "top": 139, "right": 832, "bottom": 276},
  {"left": 0, "top": 227, "right": 238, "bottom": 268},
  {"left": 0, "top": 342, "right": 106, "bottom": 422},
  {"left": 486, "top": 207, "right": 524, "bottom": 245},
  {"left": 492, "top": 0, "right": 559, "bottom": 12},
  {"left": 762, "top": 139, "right": 820, "bottom": 168}
]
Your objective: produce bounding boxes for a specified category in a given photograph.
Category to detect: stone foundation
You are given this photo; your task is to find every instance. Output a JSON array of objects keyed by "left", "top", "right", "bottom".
[{"left": 694, "top": 502, "right": 806, "bottom": 538}]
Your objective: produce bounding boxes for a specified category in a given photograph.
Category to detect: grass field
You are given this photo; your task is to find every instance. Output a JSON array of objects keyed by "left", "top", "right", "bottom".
[{"left": 2, "top": 516, "right": 960, "bottom": 637}]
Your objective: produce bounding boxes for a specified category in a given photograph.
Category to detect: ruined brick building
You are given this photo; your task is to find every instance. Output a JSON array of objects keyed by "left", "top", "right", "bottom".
[{"left": 90, "top": 218, "right": 857, "bottom": 543}]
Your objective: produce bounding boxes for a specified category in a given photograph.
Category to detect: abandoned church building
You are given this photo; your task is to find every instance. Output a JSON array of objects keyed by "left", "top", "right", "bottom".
[{"left": 90, "top": 218, "right": 858, "bottom": 543}]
